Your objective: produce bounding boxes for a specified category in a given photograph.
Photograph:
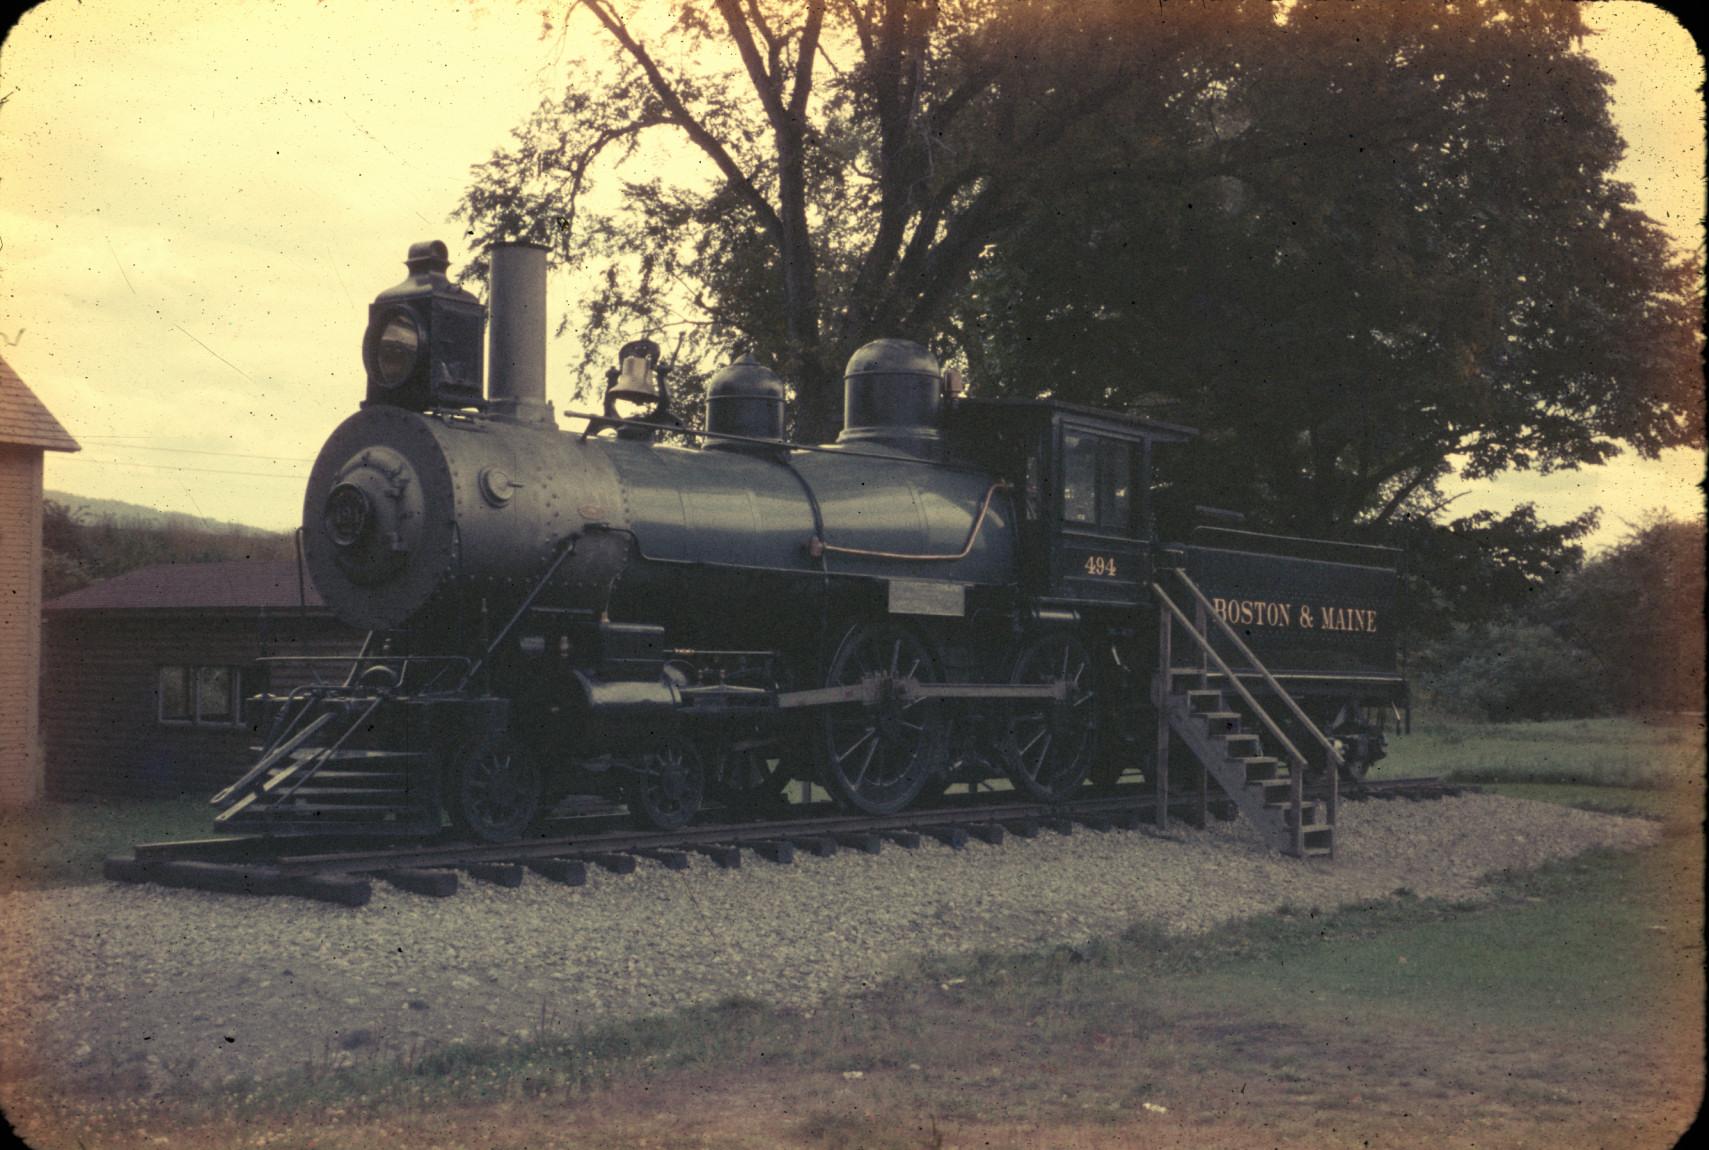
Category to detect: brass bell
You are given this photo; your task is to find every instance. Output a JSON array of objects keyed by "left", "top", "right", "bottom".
[{"left": 608, "top": 355, "right": 660, "bottom": 404}]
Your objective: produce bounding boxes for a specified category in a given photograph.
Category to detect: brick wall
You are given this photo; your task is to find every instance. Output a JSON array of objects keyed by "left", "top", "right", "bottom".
[{"left": 0, "top": 446, "right": 45, "bottom": 806}]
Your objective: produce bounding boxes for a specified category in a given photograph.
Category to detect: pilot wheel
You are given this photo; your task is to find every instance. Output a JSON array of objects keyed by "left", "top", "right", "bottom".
[
  {"left": 627, "top": 736, "right": 706, "bottom": 830},
  {"left": 818, "top": 621, "right": 948, "bottom": 815},
  {"left": 449, "top": 737, "right": 543, "bottom": 844}
]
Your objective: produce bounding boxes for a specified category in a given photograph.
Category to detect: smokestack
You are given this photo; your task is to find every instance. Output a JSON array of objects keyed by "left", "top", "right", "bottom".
[{"left": 486, "top": 241, "right": 552, "bottom": 423}]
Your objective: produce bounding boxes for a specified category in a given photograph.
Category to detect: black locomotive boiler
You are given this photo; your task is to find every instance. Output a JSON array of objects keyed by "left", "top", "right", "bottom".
[{"left": 213, "top": 241, "right": 1407, "bottom": 844}]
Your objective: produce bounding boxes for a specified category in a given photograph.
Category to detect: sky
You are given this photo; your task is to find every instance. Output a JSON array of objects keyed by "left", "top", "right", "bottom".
[{"left": 0, "top": 0, "right": 1702, "bottom": 549}]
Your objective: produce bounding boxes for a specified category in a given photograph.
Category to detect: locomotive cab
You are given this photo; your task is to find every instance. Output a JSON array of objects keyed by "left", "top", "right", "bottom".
[{"left": 945, "top": 398, "right": 1193, "bottom": 607}]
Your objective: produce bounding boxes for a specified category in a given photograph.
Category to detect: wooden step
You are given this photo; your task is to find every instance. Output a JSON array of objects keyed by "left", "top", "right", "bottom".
[
  {"left": 1234, "top": 756, "right": 1281, "bottom": 782},
  {"left": 1196, "top": 712, "right": 1243, "bottom": 735}
]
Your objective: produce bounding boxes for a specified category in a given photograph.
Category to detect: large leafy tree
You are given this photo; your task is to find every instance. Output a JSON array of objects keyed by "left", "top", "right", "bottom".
[
  {"left": 461, "top": 0, "right": 1702, "bottom": 628},
  {"left": 460, "top": 0, "right": 1249, "bottom": 433},
  {"left": 963, "top": 1, "right": 1703, "bottom": 537}
]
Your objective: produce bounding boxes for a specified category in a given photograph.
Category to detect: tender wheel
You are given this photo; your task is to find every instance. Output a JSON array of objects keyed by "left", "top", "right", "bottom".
[
  {"left": 1003, "top": 631, "right": 1098, "bottom": 801},
  {"left": 819, "top": 621, "right": 947, "bottom": 815},
  {"left": 1326, "top": 704, "right": 1385, "bottom": 785},
  {"left": 449, "top": 738, "right": 543, "bottom": 843},
  {"left": 627, "top": 736, "right": 706, "bottom": 830}
]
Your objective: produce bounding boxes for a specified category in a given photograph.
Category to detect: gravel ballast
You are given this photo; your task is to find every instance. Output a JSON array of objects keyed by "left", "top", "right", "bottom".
[{"left": 0, "top": 794, "right": 1660, "bottom": 1093}]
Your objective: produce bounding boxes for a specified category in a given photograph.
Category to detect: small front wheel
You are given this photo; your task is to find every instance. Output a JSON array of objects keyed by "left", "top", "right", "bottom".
[
  {"left": 449, "top": 738, "right": 543, "bottom": 843},
  {"left": 627, "top": 737, "right": 706, "bottom": 830}
]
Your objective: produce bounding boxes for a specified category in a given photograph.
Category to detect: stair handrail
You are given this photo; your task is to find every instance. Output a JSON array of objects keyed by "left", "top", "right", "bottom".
[
  {"left": 271, "top": 694, "right": 388, "bottom": 804},
  {"left": 209, "top": 704, "right": 333, "bottom": 806},
  {"left": 1150, "top": 582, "right": 1311, "bottom": 771},
  {"left": 1169, "top": 569, "right": 1346, "bottom": 774}
]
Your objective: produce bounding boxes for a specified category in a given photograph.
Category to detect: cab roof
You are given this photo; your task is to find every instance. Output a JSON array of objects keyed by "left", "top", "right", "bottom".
[{"left": 953, "top": 396, "right": 1196, "bottom": 442}]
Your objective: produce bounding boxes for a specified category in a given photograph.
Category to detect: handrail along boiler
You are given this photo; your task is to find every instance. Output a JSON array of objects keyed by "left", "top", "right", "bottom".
[{"left": 216, "top": 240, "right": 1407, "bottom": 856}]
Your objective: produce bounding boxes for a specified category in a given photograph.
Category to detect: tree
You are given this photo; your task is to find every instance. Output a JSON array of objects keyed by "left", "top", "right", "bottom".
[
  {"left": 460, "top": 0, "right": 1259, "bottom": 437},
  {"left": 1536, "top": 514, "right": 1707, "bottom": 712},
  {"left": 461, "top": 0, "right": 1701, "bottom": 635},
  {"left": 962, "top": 1, "right": 1703, "bottom": 538}
]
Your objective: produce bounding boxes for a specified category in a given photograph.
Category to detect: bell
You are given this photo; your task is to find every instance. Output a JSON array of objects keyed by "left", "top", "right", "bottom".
[{"left": 608, "top": 355, "right": 660, "bottom": 404}]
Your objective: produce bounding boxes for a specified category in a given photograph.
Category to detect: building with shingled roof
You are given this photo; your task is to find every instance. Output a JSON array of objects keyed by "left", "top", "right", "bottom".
[
  {"left": 1, "top": 351, "right": 80, "bottom": 807},
  {"left": 42, "top": 559, "right": 362, "bottom": 798}
]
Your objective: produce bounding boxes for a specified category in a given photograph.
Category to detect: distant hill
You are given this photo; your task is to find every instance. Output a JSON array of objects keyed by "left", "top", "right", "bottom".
[
  {"left": 45, "top": 491, "right": 283, "bottom": 537},
  {"left": 42, "top": 492, "right": 293, "bottom": 600}
]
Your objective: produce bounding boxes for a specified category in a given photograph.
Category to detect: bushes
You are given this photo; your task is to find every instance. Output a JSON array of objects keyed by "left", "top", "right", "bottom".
[
  {"left": 1415, "top": 514, "right": 1704, "bottom": 721},
  {"left": 1417, "top": 621, "right": 1610, "bottom": 721}
]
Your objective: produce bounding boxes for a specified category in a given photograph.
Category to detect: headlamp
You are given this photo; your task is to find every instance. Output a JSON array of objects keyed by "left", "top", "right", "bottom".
[{"left": 373, "top": 309, "right": 421, "bottom": 389}]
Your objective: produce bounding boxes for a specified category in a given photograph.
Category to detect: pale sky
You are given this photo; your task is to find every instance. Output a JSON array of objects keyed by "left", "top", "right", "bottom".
[{"left": 1, "top": 0, "right": 1702, "bottom": 549}]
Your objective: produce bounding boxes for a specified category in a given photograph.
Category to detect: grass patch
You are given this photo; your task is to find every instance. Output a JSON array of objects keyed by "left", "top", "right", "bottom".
[
  {"left": 0, "top": 795, "right": 211, "bottom": 892},
  {"left": 1476, "top": 781, "right": 1686, "bottom": 820},
  {"left": 1371, "top": 713, "right": 1705, "bottom": 790},
  {"left": 142, "top": 831, "right": 1695, "bottom": 1136}
]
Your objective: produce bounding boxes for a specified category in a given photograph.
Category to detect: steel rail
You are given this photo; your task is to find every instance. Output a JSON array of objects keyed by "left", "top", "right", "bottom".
[
  {"left": 117, "top": 777, "right": 1470, "bottom": 899},
  {"left": 261, "top": 793, "right": 1159, "bottom": 876}
]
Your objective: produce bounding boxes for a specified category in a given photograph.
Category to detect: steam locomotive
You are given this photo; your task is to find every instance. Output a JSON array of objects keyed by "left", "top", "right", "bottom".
[{"left": 213, "top": 241, "right": 1406, "bottom": 842}]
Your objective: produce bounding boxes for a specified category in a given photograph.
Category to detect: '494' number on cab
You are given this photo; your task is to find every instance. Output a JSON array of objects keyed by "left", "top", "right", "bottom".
[{"left": 1084, "top": 554, "right": 1119, "bottom": 577}]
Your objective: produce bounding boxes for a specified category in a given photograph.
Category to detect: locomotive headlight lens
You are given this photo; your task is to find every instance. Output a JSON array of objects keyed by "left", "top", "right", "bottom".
[{"left": 373, "top": 310, "right": 421, "bottom": 388}]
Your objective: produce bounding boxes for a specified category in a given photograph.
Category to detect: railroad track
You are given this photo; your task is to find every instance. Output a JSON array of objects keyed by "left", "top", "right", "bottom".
[{"left": 103, "top": 776, "right": 1470, "bottom": 907}]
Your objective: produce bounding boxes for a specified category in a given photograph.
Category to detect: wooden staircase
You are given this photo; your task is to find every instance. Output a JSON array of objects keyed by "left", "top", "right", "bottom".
[
  {"left": 1150, "top": 568, "right": 1344, "bottom": 859},
  {"left": 1160, "top": 685, "right": 1333, "bottom": 857}
]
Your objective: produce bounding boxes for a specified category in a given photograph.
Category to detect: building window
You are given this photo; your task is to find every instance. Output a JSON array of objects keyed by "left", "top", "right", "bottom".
[{"left": 158, "top": 665, "right": 245, "bottom": 727}]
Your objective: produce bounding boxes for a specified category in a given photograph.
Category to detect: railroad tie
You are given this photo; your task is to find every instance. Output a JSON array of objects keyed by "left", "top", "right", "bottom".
[
  {"left": 382, "top": 869, "right": 459, "bottom": 898},
  {"left": 922, "top": 825, "right": 968, "bottom": 850},
  {"left": 526, "top": 858, "right": 588, "bottom": 886},
  {"left": 833, "top": 832, "right": 883, "bottom": 854},
  {"left": 463, "top": 862, "right": 526, "bottom": 887},
  {"left": 749, "top": 840, "right": 796, "bottom": 865},
  {"left": 965, "top": 822, "right": 1005, "bottom": 845},
  {"left": 576, "top": 852, "right": 640, "bottom": 875},
  {"left": 631, "top": 848, "right": 691, "bottom": 871},
  {"left": 689, "top": 844, "right": 742, "bottom": 869}
]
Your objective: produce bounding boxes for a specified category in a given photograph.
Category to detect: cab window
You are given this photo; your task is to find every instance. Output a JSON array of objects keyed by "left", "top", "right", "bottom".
[
  {"left": 1060, "top": 431, "right": 1134, "bottom": 535},
  {"left": 1062, "top": 433, "right": 1098, "bottom": 525}
]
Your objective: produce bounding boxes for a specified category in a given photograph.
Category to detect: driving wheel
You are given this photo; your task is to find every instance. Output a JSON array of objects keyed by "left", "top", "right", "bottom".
[
  {"left": 818, "top": 621, "right": 947, "bottom": 815},
  {"left": 1002, "top": 631, "right": 1098, "bottom": 801}
]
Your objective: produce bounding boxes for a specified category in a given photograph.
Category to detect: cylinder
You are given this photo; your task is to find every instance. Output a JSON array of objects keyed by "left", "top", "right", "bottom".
[{"left": 487, "top": 242, "right": 549, "bottom": 417}]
